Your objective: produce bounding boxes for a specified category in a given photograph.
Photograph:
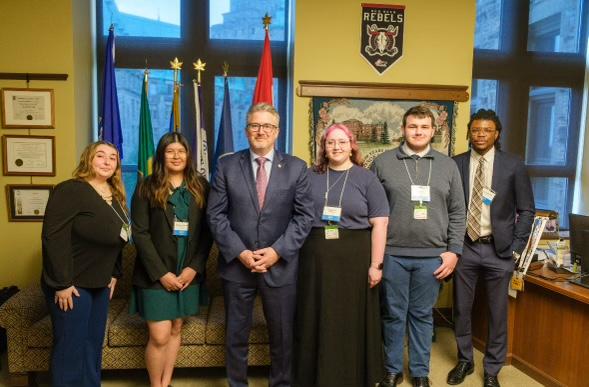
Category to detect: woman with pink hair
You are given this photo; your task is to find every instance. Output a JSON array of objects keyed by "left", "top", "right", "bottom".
[{"left": 294, "top": 124, "right": 389, "bottom": 386}]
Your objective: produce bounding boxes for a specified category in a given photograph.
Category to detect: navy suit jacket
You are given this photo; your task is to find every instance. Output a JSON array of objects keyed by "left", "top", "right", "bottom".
[
  {"left": 454, "top": 149, "right": 535, "bottom": 258},
  {"left": 207, "top": 149, "right": 314, "bottom": 287}
]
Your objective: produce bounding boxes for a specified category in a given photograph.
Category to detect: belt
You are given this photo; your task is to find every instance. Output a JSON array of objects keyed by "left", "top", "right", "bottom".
[{"left": 470, "top": 235, "right": 493, "bottom": 244}]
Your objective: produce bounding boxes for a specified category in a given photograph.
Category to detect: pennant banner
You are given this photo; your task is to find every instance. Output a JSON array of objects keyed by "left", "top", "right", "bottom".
[{"left": 360, "top": 3, "right": 405, "bottom": 75}]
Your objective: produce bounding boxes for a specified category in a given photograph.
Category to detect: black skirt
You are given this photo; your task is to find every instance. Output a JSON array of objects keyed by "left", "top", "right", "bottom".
[{"left": 294, "top": 228, "right": 384, "bottom": 387}]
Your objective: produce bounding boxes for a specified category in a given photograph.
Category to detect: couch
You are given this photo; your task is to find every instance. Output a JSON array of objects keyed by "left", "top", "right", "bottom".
[{"left": 0, "top": 245, "right": 270, "bottom": 386}]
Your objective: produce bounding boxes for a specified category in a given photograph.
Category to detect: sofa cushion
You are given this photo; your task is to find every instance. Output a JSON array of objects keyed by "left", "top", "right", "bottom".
[
  {"left": 206, "top": 295, "right": 268, "bottom": 345},
  {"left": 26, "top": 298, "right": 127, "bottom": 349},
  {"left": 108, "top": 302, "right": 209, "bottom": 347}
]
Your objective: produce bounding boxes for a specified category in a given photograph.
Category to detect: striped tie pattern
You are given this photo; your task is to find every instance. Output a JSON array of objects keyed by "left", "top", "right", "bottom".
[{"left": 467, "top": 157, "right": 485, "bottom": 242}]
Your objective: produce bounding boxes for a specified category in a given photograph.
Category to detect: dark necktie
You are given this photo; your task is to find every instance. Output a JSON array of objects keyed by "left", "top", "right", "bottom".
[
  {"left": 256, "top": 157, "right": 268, "bottom": 208},
  {"left": 467, "top": 157, "right": 485, "bottom": 241}
]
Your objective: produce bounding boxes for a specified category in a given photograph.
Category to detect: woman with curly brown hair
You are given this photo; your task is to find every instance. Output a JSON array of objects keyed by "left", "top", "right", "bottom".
[
  {"left": 130, "top": 132, "right": 212, "bottom": 387},
  {"left": 41, "top": 141, "right": 129, "bottom": 387}
]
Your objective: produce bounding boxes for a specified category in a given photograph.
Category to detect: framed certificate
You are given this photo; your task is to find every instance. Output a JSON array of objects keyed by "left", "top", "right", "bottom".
[
  {"left": 5, "top": 184, "right": 53, "bottom": 222},
  {"left": 2, "top": 135, "right": 56, "bottom": 176},
  {"left": 1, "top": 88, "right": 55, "bottom": 128}
]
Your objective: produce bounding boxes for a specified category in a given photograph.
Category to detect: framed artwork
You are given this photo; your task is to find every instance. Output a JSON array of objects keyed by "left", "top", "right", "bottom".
[
  {"left": 298, "top": 80, "right": 468, "bottom": 166},
  {"left": 310, "top": 97, "right": 457, "bottom": 166},
  {"left": 5, "top": 184, "right": 53, "bottom": 222},
  {"left": 1, "top": 88, "right": 55, "bottom": 128},
  {"left": 2, "top": 135, "right": 56, "bottom": 176}
]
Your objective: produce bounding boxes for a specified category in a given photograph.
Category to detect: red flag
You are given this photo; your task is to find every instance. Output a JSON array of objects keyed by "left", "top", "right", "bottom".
[{"left": 253, "top": 29, "right": 274, "bottom": 105}]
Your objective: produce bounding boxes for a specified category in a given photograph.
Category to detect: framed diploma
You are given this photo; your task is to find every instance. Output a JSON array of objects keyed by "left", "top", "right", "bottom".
[
  {"left": 1, "top": 88, "right": 55, "bottom": 128},
  {"left": 2, "top": 135, "right": 56, "bottom": 176},
  {"left": 6, "top": 184, "right": 53, "bottom": 222}
]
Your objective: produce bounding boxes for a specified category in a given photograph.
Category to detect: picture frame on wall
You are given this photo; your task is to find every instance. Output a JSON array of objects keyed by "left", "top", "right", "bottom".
[
  {"left": 1, "top": 88, "right": 55, "bottom": 128},
  {"left": 297, "top": 81, "right": 469, "bottom": 166},
  {"left": 5, "top": 184, "right": 53, "bottom": 222},
  {"left": 310, "top": 97, "right": 457, "bottom": 167},
  {"left": 2, "top": 135, "right": 56, "bottom": 176}
]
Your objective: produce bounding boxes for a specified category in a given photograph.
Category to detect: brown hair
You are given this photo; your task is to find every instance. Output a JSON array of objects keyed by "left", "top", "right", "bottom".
[
  {"left": 402, "top": 105, "right": 436, "bottom": 128},
  {"left": 138, "top": 132, "right": 206, "bottom": 208},
  {"left": 73, "top": 141, "right": 126, "bottom": 204},
  {"left": 313, "top": 123, "right": 364, "bottom": 173}
]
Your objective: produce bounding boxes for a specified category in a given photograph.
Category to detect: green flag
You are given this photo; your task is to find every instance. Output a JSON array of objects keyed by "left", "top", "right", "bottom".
[{"left": 138, "top": 72, "right": 155, "bottom": 179}]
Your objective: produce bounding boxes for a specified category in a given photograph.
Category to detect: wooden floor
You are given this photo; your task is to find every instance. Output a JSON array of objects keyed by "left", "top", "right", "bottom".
[{"left": 0, "top": 328, "right": 542, "bottom": 387}]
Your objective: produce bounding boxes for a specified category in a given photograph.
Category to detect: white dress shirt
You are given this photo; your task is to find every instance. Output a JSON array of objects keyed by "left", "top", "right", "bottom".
[{"left": 468, "top": 147, "right": 495, "bottom": 237}]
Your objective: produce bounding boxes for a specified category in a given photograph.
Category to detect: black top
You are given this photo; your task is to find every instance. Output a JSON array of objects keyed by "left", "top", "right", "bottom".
[
  {"left": 41, "top": 179, "right": 126, "bottom": 290},
  {"left": 131, "top": 176, "right": 213, "bottom": 289}
]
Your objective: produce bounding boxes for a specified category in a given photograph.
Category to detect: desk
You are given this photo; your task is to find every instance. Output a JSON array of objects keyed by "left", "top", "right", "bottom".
[{"left": 472, "top": 265, "right": 589, "bottom": 387}]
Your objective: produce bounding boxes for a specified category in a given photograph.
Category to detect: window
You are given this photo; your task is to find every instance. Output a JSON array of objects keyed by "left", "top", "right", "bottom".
[
  {"left": 470, "top": 79, "right": 498, "bottom": 113},
  {"left": 473, "top": 0, "right": 587, "bottom": 227},
  {"left": 97, "top": 0, "right": 290, "bottom": 197}
]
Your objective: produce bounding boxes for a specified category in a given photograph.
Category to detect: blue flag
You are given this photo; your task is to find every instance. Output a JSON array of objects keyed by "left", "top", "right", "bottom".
[
  {"left": 100, "top": 25, "right": 123, "bottom": 158},
  {"left": 213, "top": 76, "right": 234, "bottom": 172}
]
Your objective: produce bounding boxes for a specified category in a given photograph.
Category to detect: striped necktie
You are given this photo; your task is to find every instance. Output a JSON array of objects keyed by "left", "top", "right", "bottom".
[{"left": 467, "top": 157, "right": 485, "bottom": 242}]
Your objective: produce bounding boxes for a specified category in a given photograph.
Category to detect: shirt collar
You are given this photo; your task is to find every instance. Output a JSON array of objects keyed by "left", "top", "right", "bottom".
[
  {"left": 400, "top": 142, "right": 433, "bottom": 158},
  {"left": 470, "top": 146, "right": 495, "bottom": 163},
  {"left": 250, "top": 148, "right": 275, "bottom": 164}
]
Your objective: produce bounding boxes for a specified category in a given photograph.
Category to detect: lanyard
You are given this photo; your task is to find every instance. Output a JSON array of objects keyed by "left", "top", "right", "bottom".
[
  {"left": 108, "top": 198, "right": 131, "bottom": 227},
  {"left": 324, "top": 167, "right": 351, "bottom": 209},
  {"left": 402, "top": 157, "right": 432, "bottom": 187}
]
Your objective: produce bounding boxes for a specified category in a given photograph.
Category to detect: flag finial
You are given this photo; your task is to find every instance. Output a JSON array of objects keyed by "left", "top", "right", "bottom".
[
  {"left": 262, "top": 13, "right": 272, "bottom": 30},
  {"left": 193, "top": 58, "right": 206, "bottom": 85},
  {"left": 222, "top": 62, "right": 230, "bottom": 77}
]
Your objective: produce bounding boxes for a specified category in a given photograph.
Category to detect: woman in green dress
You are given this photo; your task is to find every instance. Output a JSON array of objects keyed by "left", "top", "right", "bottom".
[{"left": 131, "top": 133, "right": 212, "bottom": 387}]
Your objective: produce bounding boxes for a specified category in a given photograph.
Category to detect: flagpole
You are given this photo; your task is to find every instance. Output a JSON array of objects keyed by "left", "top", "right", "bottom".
[{"left": 169, "top": 57, "right": 183, "bottom": 133}]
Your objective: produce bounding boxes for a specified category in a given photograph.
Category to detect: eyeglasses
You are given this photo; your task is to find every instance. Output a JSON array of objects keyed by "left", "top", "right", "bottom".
[
  {"left": 165, "top": 149, "right": 187, "bottom": 158},
  {"left": 325, "top": 139, "right": 351, "bottom": 148},
  {"left": 247, "top": 123, "right": 278, "bottom": 133},
  {"left": 470, "top": 128, "right": 497, "bottom": 136}
]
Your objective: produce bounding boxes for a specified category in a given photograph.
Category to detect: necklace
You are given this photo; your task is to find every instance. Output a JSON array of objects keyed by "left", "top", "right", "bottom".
[{"left": 88, "top": 181, "right": 113, "bottom": 204}]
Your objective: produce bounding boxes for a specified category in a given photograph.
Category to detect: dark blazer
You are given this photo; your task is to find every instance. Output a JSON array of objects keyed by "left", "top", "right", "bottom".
[
  {"left": 206, "top": 149, "right": 314, "bottom": 287},
  {"left": 454, "top": 149, "right": 535, "bottom": 257},
  {"left": 131, "top": 176, "right": 213, "bottom": 289}
]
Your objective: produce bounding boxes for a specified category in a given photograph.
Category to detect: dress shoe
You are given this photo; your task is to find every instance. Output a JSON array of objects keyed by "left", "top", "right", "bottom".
[
  {"left": 483, "top": 373, "right": 501, "bottom": 387},
  {"left": 378, "top": 372, "right": 403, "bottom": 387},
  {"left": 412, "top": 376, "right": 430, "bottom": 387},
  {"left": 447, "top": 361, "right": 474, "bottom": 384}
]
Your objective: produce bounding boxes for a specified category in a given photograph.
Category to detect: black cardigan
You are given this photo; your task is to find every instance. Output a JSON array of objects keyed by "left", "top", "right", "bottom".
[
  {"left": 131, "top": 177, "right": 213, "bottom": 289},
  {"left": 41, "top": 179, "right": 126, "bottom": 290}
]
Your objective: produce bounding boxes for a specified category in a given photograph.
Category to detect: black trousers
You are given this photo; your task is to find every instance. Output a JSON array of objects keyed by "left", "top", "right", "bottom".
[
  {"left": 453, "top": 240, "right": 514, "bottom": 376},
  {"left": 223, "top": 277, "right": 296, "bottom": 387}
]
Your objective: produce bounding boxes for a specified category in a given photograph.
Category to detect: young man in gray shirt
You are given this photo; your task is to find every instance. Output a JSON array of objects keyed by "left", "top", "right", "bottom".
[{"left": 372, "top": 105, "right": 466, "bottom": 387}]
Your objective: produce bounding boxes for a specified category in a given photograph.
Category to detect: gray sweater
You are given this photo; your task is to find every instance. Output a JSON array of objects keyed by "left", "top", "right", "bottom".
[{"left": 371, "top": 146, "right": 466, "bottom": 257}]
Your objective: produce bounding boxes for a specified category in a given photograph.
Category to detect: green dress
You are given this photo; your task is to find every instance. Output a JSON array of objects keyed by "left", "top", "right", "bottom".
[{"left": 130, "top": 187, "right": 205, "bottom": 321}]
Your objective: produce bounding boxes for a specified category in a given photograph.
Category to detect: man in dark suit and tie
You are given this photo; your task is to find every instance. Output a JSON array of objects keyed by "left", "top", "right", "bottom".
[
  {"left": 207, "top": 103, "right": 314, "bottom": 387},
  {"left": 448, "top": 109, "right": 535, "bottom": 387}
]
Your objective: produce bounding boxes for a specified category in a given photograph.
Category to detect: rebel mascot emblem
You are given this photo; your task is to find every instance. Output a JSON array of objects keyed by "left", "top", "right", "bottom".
[{"left": 361, "top": 3, "right": 405, "bottom": 75}]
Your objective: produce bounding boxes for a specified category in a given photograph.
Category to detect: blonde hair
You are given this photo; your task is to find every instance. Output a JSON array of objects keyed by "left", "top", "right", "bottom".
[{"left": 73, "top": 141, "right": 126, "bottom": 204}]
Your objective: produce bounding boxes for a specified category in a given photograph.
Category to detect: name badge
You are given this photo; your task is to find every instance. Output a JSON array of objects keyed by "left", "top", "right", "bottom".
[
  {"left": 414, "top": 203, "right": 428, "bottom": 220},
  {"left": 173, "top": 220, "right": 189, "bottom": 237},
  {"left": 324, "top": 225, "right": 339, "bottom": 240},
  {"left": 411, "top": 185, "right": 431, "bottom": 202},
  {"left": 322, "top": 206, "right": 342, "bottom": 222},
  {"left": 482, "top": 187, "right": 496, "bottom": 206},
  {"left": 120, "top": 224, "right": 130, "bottom": 242}
]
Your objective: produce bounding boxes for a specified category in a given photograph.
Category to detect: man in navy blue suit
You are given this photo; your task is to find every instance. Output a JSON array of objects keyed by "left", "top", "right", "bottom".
[
  {"left": 448, "top": 109, "right": 535, "bottom": 387},
  {"left": 207, "top": 103, "right": 314, "bottom": 387}
]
